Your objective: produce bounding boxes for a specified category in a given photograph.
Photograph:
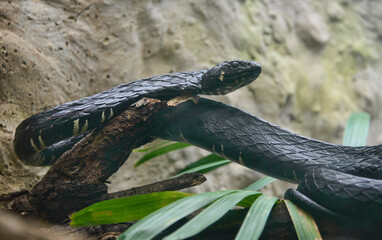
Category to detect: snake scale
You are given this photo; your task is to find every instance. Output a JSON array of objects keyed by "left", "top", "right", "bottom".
[{"left": 13, "top": 60, "right": 382, "bottom": 221}]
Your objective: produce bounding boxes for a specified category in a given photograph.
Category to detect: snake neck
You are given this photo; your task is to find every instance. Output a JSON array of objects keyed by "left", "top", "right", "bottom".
[
  {"left": 14, "top": 70, "right": 206, "bottom": 165},
  {"left": 16, "top": 69, "right": 264, "bottom": 165}
]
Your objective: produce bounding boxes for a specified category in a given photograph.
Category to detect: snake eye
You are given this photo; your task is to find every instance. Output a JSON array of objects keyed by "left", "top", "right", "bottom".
[{"left": 232, "top": 62, "right": 239, "bottom": 68}]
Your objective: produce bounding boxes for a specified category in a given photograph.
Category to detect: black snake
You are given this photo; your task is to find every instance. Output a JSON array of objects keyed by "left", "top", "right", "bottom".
[
  {"left": 13, "top": 60, "right": 382, "bottom": 222},
  {"left": 14, "top": 60, "right": 260, "bottom": 165}
]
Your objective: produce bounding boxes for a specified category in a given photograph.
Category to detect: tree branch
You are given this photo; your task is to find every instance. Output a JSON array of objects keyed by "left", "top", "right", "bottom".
[
  {"left": 108, "top": 172, "right": 206, "bottom": 199},
  {"left": 2, "top": 97, "right": 196, "bottom": 223}
]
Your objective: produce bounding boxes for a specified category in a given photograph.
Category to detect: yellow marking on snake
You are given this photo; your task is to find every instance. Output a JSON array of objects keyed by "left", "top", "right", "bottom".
[
  {"left": 80, "top": 119, "right": 88, "bottom": 134},
  {"left": 238, "top": 152, "right": 244, "bottom": 165},
  {"left": 219, "top": 71, "right": 225, "bottom": 81},
  {"left": 220, "top": 144, "right": 228, "bottom": 158},
  {"left": 212, "top": 144, "right": 216, "bottom": 153},
  {"left": 101, "top": 111, "right": 106, "bottom": 123},
  {"left": 235, "top": 78, "right": 239, "bottom": 84},
  {"left": 238, "top": 156, "right": 244, "bottom": 165},
  {"left": 38, "top": 135, "right": 46, "bottom": 149},
  {"left": 292, "top": 170, "right": 298, "bottom": 182},
  {"left": 30, "top": 138, "right": 40, "bottom": 152},
  {"left": 40, "top": 155, "right": 46, "bottom": 164},
  {"left": 179, "top": 130, "right": 190, "bottom": 144},
  {"left": 107, "top": 108, "right": 114, "bottom": 120},
  {"left": 166, "top": 130, "right": 173, "bottom": 137},
  {"left": 73, "top": 119, "right": 80, "bottom": 135}
]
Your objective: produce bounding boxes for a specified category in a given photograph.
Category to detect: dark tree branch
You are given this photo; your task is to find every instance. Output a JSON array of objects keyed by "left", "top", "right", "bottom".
[
  {"left": 28, "top": 98, "right": 168, "bottom": 222},
  {"left": 108, "top": 172, "right": 206, "bottom": 199},
  {"left": 2, "top": 97, "right": 202, "bottom": 223}
]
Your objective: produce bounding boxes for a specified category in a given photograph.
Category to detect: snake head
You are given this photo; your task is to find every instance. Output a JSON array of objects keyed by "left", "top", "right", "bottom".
[{"left": 201, "top": 60, "right": 261, "bottom": 95}]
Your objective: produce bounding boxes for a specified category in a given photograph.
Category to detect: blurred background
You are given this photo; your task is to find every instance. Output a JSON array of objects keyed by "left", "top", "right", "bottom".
[{"left": 1, "top": 0, "right": 381, "bottom": 196}]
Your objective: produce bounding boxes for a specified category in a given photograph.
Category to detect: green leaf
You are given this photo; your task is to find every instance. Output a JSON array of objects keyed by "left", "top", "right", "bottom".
[
  {"left": 342, "top": 112, "right": 370, "bottom": 146},
  {"left": 133, "top": 141, "right": 171, "bottom": 152},
  {"left": 236, "top": 194, "right": 262, "bottom": 208},
  {"left": 164, "top": 191, "right": 261, "bottom": 240},
  {"left": 134, "top": 142, "right": 191, "bottom": 167},
  {"left": 235, "top": 195, "right": 278, "bottom": 240},
  {"left": 235, "top": 177, "right": 277, "bottom": 208},
  {"left": 284, "top": 200, "right": 322, "bottom": 240},
  {"left": 244, "top": 176, "right": 277, "bottom": 191},
  {"left": 117, "top": 190, "right": 236, "bottom": 240},
  {"left": 70, "top": 191, "right": 191, "bottom": 227},
  {"left": 179, "top": 154, "right": 227, "bottom": 172},
  {"left": 173, "top": 160, "right": 231, "bottom": 177}
]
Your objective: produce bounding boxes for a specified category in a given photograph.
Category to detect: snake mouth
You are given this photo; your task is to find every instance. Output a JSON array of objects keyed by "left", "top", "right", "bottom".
[{"left": 231, "top": 66, "right": 261, "bottom": 84}]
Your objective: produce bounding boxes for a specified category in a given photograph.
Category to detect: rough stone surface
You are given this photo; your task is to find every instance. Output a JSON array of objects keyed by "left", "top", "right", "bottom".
[
  {"left": 327, "top": 2, "right": 344, "bottom": 22},
  {"left": 1, "top": 0, "right": 382, "bottom": 197},
  {"left": 295, "top": 3, "right": 330, "bottom": 48}
]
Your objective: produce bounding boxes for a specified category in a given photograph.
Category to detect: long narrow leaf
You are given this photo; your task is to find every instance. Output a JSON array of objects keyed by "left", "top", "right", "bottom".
[
  {"left": 235, "top": 195, "right": 278, "bottom": 240},
  {"left": 135, "top": 142, "right": 191, "bottom": 167},
  {"left": 245, "top": 176, "right": 277, "bottom": 191},
  {"left": 173, "top": 160, "right": 231, "bottom": 177},
  {"left": 164, "top": 191, "right": 261, "bottom": 240},
  {"left": 236, "top": 177, "right": 277, "bottom": 208},
  {"left": 342, "top": 112, "right": 370, "bottom": 146},
  {"left": 133, "top": 141, "right": 171, "bottom": 152},
  {"left": 284, "top": 200, "right": 322, "bottom": 240},
  {"left": 70, "top": 192, "right": 191, "bottom": 227},
  {"left": 178, "top": 154, "right": 227, "bottom": 173},
  {"left": 236, "top": 194, "right": 262, "bottom": 208},
  {"left": 118, "top": 190, "right": 236, "bottom": 240}
]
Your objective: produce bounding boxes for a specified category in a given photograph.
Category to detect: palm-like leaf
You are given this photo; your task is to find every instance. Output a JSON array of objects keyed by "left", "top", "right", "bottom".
[
  {"left": 134, "top": 142, "right": 190, "bottom": 167},
  {"left": 235, "top": 195, "right": 279, "bottom": 240},
  {"left": 70, "top": 191, "right": 192, "bottom": 227},
  {"left": 343, "top": 112, "right": 370, "bottom": 146},
  {"left": 285, "top": 200, "right": 322, "bottom": 240},
  {"left": 117, "top": 191, "right": 235, "bottom": 240},
  {"left": 164, "top": 191, "right": 261, "bottom": 240}
]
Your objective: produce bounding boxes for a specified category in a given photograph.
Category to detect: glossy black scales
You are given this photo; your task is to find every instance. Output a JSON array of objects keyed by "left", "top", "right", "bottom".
[
  {"left": 152, "top": 98, "right": 382, "bottom": 221},
  {"left": 14, "top": 60, "right": 261, "bottom": 165}
]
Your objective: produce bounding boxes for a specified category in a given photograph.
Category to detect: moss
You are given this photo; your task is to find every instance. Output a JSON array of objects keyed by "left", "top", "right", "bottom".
[
  {"left": 321, "top": 2, "right": 375, "bottom": 82},
  {"left": 322, "top": 40, "right": 374, "bottom": 83}
]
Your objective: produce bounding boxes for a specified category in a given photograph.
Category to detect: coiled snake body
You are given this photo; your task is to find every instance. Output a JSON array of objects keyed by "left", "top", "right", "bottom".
[
  {"left": 14, "top": 60, "right": 382, "bottom": 221},
  {"left": 152, "top": 98, "right": 382, "bottom": 221}
]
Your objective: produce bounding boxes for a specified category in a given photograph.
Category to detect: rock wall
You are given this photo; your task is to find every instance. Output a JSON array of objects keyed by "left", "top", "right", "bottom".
[{"left": 1, "top": 0, "right": 381, "bottom": 195}]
